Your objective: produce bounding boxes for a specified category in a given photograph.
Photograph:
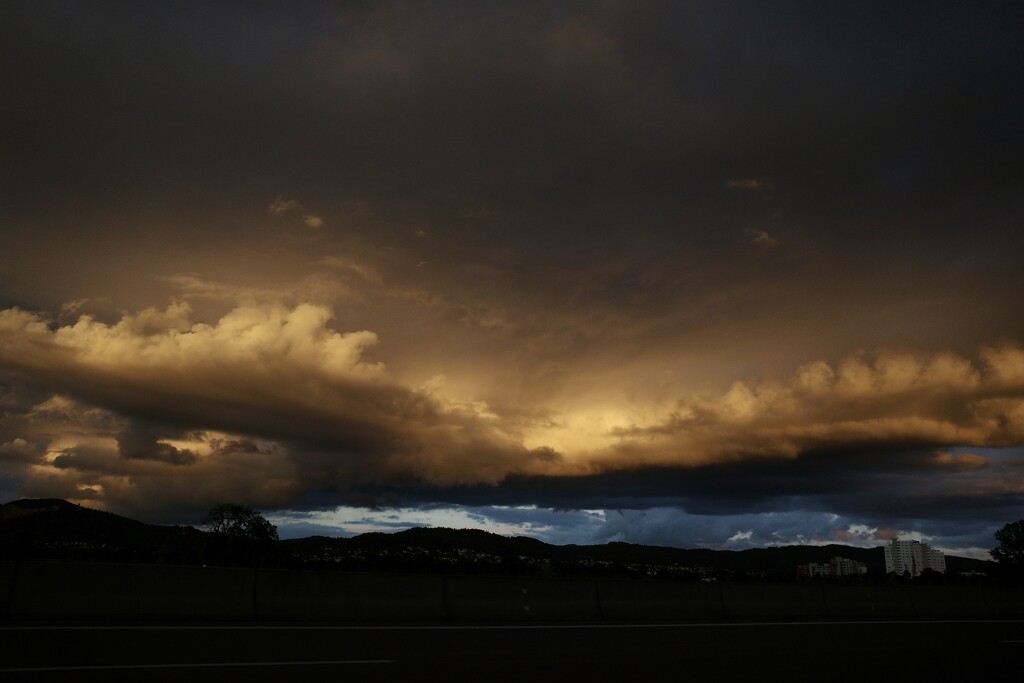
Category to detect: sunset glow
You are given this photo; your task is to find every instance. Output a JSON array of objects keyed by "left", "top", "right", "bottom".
[{"left": 2, "top": 1, "right": 1023, "bottom": 556}]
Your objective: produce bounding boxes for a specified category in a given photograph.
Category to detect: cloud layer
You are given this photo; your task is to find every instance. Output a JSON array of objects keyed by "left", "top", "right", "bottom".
[
  {"left": 2, "top": 297, "right": 1024, "bottom": 544},
  {"left": 2, "top": 2, "right": 1024, "bottom": 552}
]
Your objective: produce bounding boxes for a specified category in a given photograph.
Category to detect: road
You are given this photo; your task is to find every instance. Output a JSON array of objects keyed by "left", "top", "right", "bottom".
[{"left": 3, "top": 620, "right": 1022, "bottom": 682}]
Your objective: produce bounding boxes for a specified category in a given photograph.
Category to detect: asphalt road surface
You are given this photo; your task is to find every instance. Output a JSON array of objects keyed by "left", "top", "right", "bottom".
[{"left": 3, "top": 620, "right": 1022, "bottom": 682}]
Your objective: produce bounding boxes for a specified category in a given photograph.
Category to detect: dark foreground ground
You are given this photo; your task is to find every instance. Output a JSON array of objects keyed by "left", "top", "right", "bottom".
[{"left": 2, "top": 619, "right": 1022, "bottom": 682}]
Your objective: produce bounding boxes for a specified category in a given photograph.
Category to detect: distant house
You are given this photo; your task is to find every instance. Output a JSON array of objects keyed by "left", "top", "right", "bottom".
[
  {"left": 884, "top": 538, "right": 946, "bottom": 576},
  {"left": 797, "top": 556, "right": 868, "bottom": 578}
]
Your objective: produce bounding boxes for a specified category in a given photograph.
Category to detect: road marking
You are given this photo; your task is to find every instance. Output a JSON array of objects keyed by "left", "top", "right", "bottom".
[{"left": 0, "top": 660, "right": 396, "bottom": 673}]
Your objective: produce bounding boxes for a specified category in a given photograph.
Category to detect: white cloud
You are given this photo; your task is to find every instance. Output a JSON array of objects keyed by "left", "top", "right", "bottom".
[{"left": 268, "top": 504, "right": 608, "bottom": 544}]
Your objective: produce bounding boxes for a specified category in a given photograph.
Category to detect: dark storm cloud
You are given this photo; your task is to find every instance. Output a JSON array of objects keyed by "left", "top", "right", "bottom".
[
  {"left": 2, "top": 1, "right": 1024, "bottom": 550},
  {"left": 3, "top": 0, "right": 1022, "bottom": 379},
  {"left": 116, "top": 420, "right": 198, "bottom": 466},
  {"left": 5, "top": 2, "right": 1022, "bottom": 249},
  {"left": 375, "top": 445, "right": 1024, "bottom": 553},
  {"left": 375, "top": 446, "right": 1016, "bottom": 515}
]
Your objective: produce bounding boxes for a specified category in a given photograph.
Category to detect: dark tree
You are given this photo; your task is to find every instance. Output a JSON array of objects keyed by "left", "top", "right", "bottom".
[
  {"left": 991, "top": 520, "right": 1024, "bottom": 573},
  {"left": 202, "top": 503, "right": 278, "bottom": 542}
]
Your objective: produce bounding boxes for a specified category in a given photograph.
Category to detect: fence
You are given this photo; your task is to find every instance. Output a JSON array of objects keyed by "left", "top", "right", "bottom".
[{"left": 2, "top": 560, "right": 1021, "bottom": 621}]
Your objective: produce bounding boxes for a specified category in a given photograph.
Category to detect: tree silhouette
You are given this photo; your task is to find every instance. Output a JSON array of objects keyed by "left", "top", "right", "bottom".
[
  {"left": 202, "top": 503, "right": 278, "bottom": 542},
  {"left": 991, "top": 520, "right": 1024, "bottom": 573}
]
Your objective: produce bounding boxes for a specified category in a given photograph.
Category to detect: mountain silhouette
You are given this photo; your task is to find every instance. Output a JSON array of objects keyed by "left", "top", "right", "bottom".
[
  {"left": 0, "top": 498, "right": 993, "bottom": 577},
  {"left": 0, "top": 498, "right": 206, "bottom": 564}
]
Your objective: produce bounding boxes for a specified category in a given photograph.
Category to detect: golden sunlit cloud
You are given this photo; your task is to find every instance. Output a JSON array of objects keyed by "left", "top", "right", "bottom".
[
  {"left": 584, "top": 346, "right": 1024, "bottom": 469},
  {"left": 3, "top": 298, "right": 1024, "bottom": 505},
  {"left": 0, "top": 301, "right": 562, "bottom": 501}
]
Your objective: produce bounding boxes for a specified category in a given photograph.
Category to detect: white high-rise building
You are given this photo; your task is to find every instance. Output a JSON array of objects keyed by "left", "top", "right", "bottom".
[{"left": 884, "top": 538, "right": 946, "bottom": 576}]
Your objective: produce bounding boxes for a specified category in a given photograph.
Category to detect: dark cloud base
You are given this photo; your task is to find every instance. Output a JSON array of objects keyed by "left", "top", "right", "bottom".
[{"left": 346, "top": 445, "right": 1024, "bottom": 530}]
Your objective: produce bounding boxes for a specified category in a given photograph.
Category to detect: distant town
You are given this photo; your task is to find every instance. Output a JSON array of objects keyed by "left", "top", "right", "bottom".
[{"left": 797, "top": 539, "right": 966, "bottom": 580}]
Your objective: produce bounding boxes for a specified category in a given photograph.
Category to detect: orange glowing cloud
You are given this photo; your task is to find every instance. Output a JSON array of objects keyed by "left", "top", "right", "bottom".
[
  {"left": 3, "top": 298, "right": 1024, "bottom": 513},
  {"left": 0, "top": 302, "right": 559, "bottom": 494}
]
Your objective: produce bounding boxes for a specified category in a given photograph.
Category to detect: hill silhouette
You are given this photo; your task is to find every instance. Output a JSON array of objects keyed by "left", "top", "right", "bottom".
[
  {"left": 0, "top": 498, "right": 993, "bottom": 578},
  {"left": 0, "top": 498, "right": 175, "bottom": 556},
  {"left": 0, "top": 498, "right": 251, "bottom": 566}
]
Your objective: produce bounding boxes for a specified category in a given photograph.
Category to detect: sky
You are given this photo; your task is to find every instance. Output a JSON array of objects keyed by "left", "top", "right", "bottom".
[{"left": 2, "top": 1, "right": 1023, "bottom": 559}]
